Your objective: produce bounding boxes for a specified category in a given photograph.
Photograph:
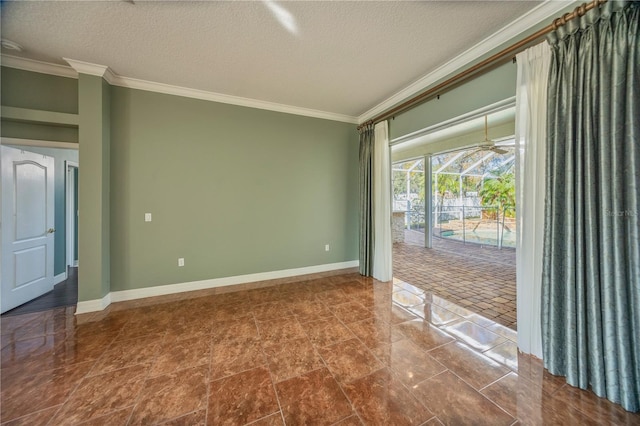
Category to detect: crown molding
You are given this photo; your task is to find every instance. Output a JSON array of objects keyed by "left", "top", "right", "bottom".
[
  {"left": 357, "top": 0, "right": 575, "bottom": 124},
  {"left": 2, "top": 54, "right": 357, "bottom": 124},
  {"left": 1, "top": 54, "right": 78, "bottom": 78},
  {"left": 114, "top": 74, "right": 358, "bottom": 124},
  {"left": 63, "top": 58, "right": 111, "bottom": 78}
]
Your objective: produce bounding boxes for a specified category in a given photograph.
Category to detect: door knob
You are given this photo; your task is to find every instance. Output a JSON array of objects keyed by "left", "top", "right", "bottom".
[{"left": 47, "top": 228, "right": 56, "bottom": 234}]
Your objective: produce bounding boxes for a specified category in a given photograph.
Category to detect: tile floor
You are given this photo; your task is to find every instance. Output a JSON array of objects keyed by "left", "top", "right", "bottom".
[
  {"left": 394, "top": 230, "right": 517, "bottom": 329},
  {"left": 2, "top": 268, "right": 78, "bottom": 317},
  {"left": 2, "top": 272, "right": 638, "bottom": 425}
]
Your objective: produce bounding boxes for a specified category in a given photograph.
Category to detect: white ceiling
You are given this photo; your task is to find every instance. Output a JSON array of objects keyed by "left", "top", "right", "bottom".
[{"left": 2, "top": 1, "right": 550, "bottom": 121}]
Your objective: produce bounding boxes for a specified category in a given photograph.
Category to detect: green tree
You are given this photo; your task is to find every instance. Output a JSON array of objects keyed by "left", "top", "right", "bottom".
[
  {"left": 432, "top": 173, "right": 459, "bottom": 205},
  {"left": 392, "top": 160, "right": 425, "bottom": 202},
  {"left": 479, "top": 170, "right": 515, "bottom": 218}
]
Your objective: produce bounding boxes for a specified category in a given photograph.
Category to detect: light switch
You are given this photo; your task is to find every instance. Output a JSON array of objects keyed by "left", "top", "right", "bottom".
[{"left": 145, "top": 213, "right": 152, "bottom": 222}]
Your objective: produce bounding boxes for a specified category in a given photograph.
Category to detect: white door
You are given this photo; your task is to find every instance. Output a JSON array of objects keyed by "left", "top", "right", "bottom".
[{"left": 1, "top": 146, "right": 55, "bottom": 313}]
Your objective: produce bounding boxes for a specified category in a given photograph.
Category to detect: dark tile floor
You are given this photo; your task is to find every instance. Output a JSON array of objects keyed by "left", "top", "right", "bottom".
[
  {"left": 394, "top": 230, "right": 517, "bottom": 329},
  {"left": 2, "top": 272, "right": 638, "bottom": 425},
  {"left": 2, "top": 268, "right": 78, "bottom": 317}
]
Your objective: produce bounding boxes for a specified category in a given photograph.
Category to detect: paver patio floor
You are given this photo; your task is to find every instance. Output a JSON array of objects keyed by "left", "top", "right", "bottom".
[{"left": 393, "top": 230, "right": 517, "bottom": 330}]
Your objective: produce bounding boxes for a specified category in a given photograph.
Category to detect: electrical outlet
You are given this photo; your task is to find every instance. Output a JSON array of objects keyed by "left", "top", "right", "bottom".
[
  {"left": 325, "top": 244, "right": 330, "bottom": 252},
  {"left": 145, "top": 213, "right": 152, "bottom": 222},
  {"left": 178, "top": 258, "right": 185, "bottom": 267}
]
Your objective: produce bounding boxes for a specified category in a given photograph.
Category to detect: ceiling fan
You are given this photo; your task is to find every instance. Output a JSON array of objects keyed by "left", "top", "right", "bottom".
[
  {"left": 446, "top": 115, "right": 509, "bottom": 163},
  {"left": 471, "top": 115, "right": 509, "bottom": 155}
]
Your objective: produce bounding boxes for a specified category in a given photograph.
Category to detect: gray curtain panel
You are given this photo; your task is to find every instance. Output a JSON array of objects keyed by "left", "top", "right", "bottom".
[
  {"left": 359, "top": 125, "right": 375, "bottom": 276},
  {"left": 542, "top": 1, "right": 640, "bottom": 412}
]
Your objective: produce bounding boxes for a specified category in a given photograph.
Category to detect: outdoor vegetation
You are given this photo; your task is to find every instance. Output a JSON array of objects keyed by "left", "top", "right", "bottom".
[
  {"left": 392, "top": 146, "right": 517, "bottom": 246},
  {"left": 478, "top": 168, "right": 516, "bottom": 218},
  {"left": 392, "top": 159, "right": 426, "bottom": 229}
]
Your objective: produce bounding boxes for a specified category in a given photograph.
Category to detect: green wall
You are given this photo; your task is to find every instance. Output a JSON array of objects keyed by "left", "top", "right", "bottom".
[
  {"left": 77, "top": 74, "right": 111, "bottom": 301},
  {"left": 6, "top": 145, "right": 78, "bottom": 277},
  {"left": 1, "top": 67, "right": 78, "bottom": 114},
  {"left": 109, "top": 87, "right": 359, "bottom": 292},
  {"left": 1, "top": 67, "right": 79, "bottom": 142},
  {"left": 390, "top": 62, "right": 516, "bottom": 140},
  {"left": 1, "top": 66, "right": 359, "bottom": 300},
  {"left": 1, "top": 120, "right": 79, "bottom": 143}
]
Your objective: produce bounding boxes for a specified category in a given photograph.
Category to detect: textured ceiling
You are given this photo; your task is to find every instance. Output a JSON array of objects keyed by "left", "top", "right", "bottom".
[{"left": 1, "top": 1, "right": 542, "bottom": 118}]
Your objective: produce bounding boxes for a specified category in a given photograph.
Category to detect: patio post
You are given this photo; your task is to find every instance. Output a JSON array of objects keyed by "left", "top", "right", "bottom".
[
  {"left": 425, "top": 154, "right": 432, "bottom": 248},
  {"left": 496, "top": 206, "right": 500, "bottom": 249},
  {"left": 462, "top": 204, "right": 466, "bottom": 244}
]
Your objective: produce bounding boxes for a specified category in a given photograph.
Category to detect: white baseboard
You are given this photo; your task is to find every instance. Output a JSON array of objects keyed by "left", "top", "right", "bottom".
[
  {"left": 54, "top": 272, "right": 67, "bottom": 285},
  {"left": 75, "top": 260, "right": 359, "bottom": 315},
  {"left": 75, "top": 293, "right": 111, "bottom": 315}
]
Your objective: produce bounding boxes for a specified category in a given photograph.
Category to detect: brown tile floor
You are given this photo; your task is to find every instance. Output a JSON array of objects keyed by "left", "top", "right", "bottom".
[
  {"left": 2, "top": 273, "right": 638, "bottom": 425},
  {"left": 394, "top": 230, "right": 517, "bottom": 329}
]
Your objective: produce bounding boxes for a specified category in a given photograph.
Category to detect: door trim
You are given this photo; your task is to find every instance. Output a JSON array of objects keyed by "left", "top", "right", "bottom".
[
  {"left": 1, "top": 137, "right": 78, "bottom": 150},
  {"left": 54, "top": 272, "right": 67, "bottom": 285},
  {"left": 66, "top": 161, "right": 79, "bottom": 268}
]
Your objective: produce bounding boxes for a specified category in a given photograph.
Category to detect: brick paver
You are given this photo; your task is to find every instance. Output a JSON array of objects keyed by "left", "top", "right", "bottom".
[{"left": 393, "top": 230, "right": 517, "bottom": 330}]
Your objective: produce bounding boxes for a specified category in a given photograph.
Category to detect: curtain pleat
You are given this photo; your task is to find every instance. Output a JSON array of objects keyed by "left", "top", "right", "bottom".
[
  {"left": 542, "top": 1, "right": 640, "bottom": 412},
  {"left": 359, "top": 125, "right": 375, "bottom": 276}
]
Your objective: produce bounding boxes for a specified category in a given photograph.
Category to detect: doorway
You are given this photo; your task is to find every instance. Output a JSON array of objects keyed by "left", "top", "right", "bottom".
[
  {"left": 1, "top": 140, "right": 79, "bottom": 315},
  {"left": 390, "top": 106, "right": 518, "bottom": 330},
  {"left": 430, "top": 142, "right": 516, "bottom": 249},
  {"left": 0, "top": 146, "right": 55, "bottom": 312}
]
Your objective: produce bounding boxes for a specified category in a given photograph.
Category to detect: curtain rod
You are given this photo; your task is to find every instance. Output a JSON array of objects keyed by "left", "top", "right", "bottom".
[{"left": 357, "top": 0, "right": 608, "bottom": 131}]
